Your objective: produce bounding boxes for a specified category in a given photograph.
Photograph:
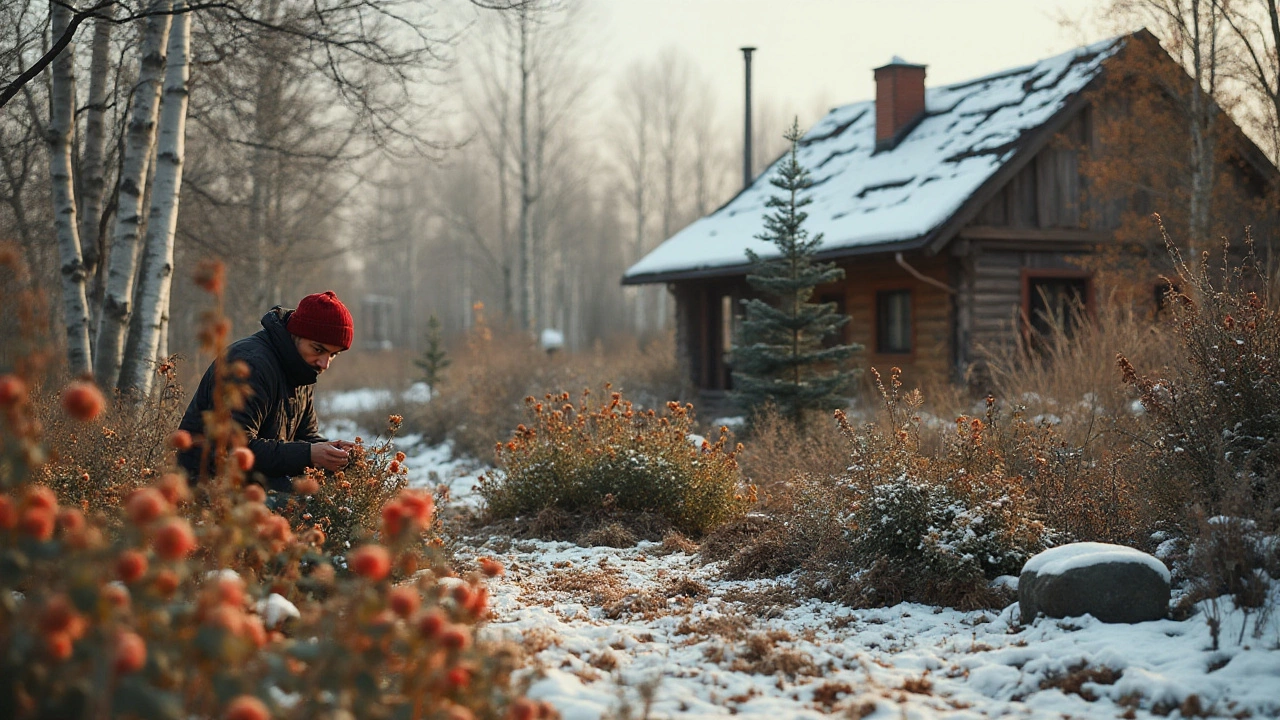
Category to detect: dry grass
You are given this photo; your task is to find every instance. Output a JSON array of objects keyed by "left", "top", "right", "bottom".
[
  {"left": 657, "top": 530, "right": 698, "bottom": 555},
  {"left": 984, "top": 294, "right": 1170, "bottom": 446},
  {"left": 320, "top": 347, "right": 421, "bottom": 392},
  {"left": 1038, "top": 664, "right": 1122, "bottom": 701},
  {"left": 736, "top": 404, "right": 848, "bottom": 512},
  {"left": 409, "top": 315, "right": 688, "bottom": 461},
  {"left": 536, "top": 565, "right": 632, "bottom": 607},
  {"left": 37, "top": 367, "right": 185, "bottom": 516}
]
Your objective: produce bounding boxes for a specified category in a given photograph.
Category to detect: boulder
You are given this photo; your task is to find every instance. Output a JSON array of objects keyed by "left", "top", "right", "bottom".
[{"left": 1019, "top": 542, "right": 1170, "bottom": 624}]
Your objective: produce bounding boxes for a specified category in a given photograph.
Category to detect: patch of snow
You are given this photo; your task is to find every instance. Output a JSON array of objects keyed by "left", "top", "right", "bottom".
[
  {"left": 709, "top": 416, "right": 746, "bottom": 432},
  {"left": 319, "top": 382, "right": 437, "bottom": 418},
  {"left": 990, "top": 575, "right": 1019, "bottom": 592},
  {"left": 540, "top": 328, "right": 565, "bottom": 351},
  {"left": 403, "top": 382, "right": 433, "bottom": 403},
  {"left": 319, "top": 388, "right": 395, "bottom": 415},
  {"left": 1023, "top": 542, "right": 1171, "bottom": 583},
  {"left": 462, "top": 536, "right": 1280, "bottom": 720},
  {"left": 258, "top": 593, "right": 300, "bottom": 628}
]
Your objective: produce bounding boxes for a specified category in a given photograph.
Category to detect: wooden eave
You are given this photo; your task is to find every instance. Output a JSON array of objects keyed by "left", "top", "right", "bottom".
[{"left": 619, "top": 235, "right": 928, "bottom": 285}]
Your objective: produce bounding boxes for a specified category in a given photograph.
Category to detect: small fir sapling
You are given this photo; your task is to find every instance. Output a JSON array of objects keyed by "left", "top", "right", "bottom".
[
  {"left": 732, "top": 118, "right": 860, "bottom": 427},
  {"left": 414, "top": 315, "right": 450, "bottom": 398}
]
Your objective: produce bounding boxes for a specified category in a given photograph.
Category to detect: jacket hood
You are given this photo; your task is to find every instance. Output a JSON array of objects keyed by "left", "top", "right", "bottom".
[{"left": 261, "top": 308, "right": 319, "bottom": 387}]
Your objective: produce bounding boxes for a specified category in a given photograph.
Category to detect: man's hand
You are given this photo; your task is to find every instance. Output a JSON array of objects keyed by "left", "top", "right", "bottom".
[
  {"left": 310, "top": 441, "right": 350, "bottom": 472},
  {"left": 331, "top": 439, "right": 357, "bottom": 450}
]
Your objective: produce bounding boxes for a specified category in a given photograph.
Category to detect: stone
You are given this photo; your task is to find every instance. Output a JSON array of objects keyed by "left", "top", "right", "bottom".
[{"left": 1019, "top": 542, "right": 1170, "bottom": 624}]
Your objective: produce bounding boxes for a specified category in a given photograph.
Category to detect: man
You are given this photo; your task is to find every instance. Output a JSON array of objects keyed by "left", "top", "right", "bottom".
[{"left": 178, "top": 291, "right": 356, "bottom": 491}]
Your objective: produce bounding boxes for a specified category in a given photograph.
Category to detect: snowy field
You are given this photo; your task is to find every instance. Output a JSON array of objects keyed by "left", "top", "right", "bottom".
[{"left": 323, "top": 390, "right": 1280, "bottom": 719}]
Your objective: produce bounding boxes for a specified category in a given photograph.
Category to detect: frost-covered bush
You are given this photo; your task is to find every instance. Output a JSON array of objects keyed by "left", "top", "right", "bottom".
[
  {"left": 479, "top": 388, "right": 749, "bottom": 537},
  {"left": 1118, "top": 236, "right": 1280, "bottom": 519},
  {"left": 845, "top": 469, "right": 1047, "bottom": 608},
  {"left": 714, "top": 369, "right": 1051, "bottom": 609},
  {"left": 834, "top": 378, "right": 1050, "bottom": 608}
]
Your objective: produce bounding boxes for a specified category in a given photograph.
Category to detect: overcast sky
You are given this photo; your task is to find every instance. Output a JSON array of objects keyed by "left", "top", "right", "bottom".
[{"left": 580, "top": 0, "right": 1113, "bottom": 124}]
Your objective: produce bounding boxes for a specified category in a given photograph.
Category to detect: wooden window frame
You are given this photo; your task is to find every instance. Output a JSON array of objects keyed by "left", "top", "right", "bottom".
[
  {"left": 1019, "top": 269, "right": 1093, "bottom": 341},
  {"left": 873, "top": 287, "right": 915, "bottom": 359}
]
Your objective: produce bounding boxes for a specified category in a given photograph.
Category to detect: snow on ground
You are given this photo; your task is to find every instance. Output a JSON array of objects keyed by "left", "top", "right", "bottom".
[
  {"left": 457, "top": 536, "right": 1280, "bottom": 720},
  {"left": 331, "top": 411, "right": 1280, "bottom": 719},
  {"left": 318, "top": 383, "right": 432, "bottom": 416}
]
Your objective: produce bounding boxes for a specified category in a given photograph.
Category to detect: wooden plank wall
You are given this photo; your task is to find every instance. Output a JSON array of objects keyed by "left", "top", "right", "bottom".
[
  {"left": 972, "top": 112, "right": 1100, "bottom": 230},
  {"left": 961, "top": 249, "right": 1089, "bottom": 383},
  {"left": 834, "top": 255, "right": 953, "bottom": 388}
]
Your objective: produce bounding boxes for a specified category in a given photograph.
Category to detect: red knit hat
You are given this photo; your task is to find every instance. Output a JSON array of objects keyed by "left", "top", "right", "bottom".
[{"left": 287, "top": 291, "right": 354, "bottom": 350}]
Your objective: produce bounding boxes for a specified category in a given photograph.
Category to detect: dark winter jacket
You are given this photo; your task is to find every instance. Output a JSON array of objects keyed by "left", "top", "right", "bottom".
[{"left": 178, "top": 308, "right": 326, "bottom": 486}]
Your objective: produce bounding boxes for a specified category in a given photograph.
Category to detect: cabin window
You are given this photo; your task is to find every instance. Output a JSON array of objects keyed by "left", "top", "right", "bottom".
[
  {"left": 876, "top": 289, "right": 912, "bottom": 354},
  {"left": 1025, "top": 275, "right": 1089, "bottom": 339}
]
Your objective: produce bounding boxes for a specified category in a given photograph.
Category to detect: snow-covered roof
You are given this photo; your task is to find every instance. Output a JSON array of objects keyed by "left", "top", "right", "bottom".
[{"left": 624, "top": 36, "right": 1125, "bottom": 284}]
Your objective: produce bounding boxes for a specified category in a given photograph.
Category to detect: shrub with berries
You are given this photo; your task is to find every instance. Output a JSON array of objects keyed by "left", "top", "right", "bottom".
[
  {"left": 272, "top": 416, "right": 437, "bottom": 558},
  {"left": 0, "top": 251, "right": 544, "bottom": 720},
  {"left": 479, "top": 387, "right": 750, "bottom": 537}
]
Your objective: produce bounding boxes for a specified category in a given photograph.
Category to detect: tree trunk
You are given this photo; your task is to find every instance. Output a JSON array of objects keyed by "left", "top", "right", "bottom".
[
  {"left": 79, "top": 2, "right": 115, "bottom": 300},
  {"left": 1186, "top": 0, "right": 1218, "bottom": 256},
  {"left": 518, "top": 5, "right": 534, "bottom": 332},
  {"left": 48, "top": 0, "right": 93, "bottom": 377},
  {"left": 95, "top": 1, "right": 172, "bottom": 387},
  {"left": 250, "top": 0, "right": 282, "bottom": 313},
  {"left": 120, "top": 0, "right": 189, "bottom": 395}
]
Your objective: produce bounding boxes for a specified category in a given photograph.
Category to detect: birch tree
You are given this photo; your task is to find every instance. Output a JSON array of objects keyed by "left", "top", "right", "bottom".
[
  {"left": 516, "top": 3, "right": 534, "bottom": 331},
  {"left": 95, "top": 1, "right": 171, "bottom": 387},
  {"left": 77, "top": 3, "right": 115, "bottom": 289},
  {"left": 0, "top": 0, "right": 50, "bottom": 262},
  {"left": 119, "top": 0, "right": 188, "bottom": 394},
  {"left": 1218, "top": 0, "right": 1280, "bottom": 164},
  {"left": 1110, "top": 0, "right": 1228, "bottom": 254},
  {"left": 48, "top": 0, "right": 93, "bottom": 377}
]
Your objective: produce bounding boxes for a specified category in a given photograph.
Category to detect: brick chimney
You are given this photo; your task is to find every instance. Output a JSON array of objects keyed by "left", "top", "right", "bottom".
[{"left": 874, "top": 56, "right": 927, "bottom": 151}]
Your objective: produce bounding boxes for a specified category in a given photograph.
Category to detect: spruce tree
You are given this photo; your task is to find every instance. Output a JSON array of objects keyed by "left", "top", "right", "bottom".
[
  {"left": 731, "top": 119, "right": 860, "bottom": 426},
  {"left": 413, "top": 315, "right": 450, "bottom": 398}
]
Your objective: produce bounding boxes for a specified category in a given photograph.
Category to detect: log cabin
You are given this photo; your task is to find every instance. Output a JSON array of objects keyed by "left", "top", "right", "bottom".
[{"left": 622, "top": 31, "right": 1277, "bottom": 412}]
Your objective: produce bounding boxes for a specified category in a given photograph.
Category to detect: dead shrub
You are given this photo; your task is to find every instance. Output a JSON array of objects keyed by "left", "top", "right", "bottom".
[
  {"left": 603, "top": 591, "right": 668, "bottom": 620},
  {"left": 36, "top": 362, "right": 185, "bottom": 517},
  {"left": 729, "top": 632, "right": 820, "bottom": 678},
  {"left": 736, "top": 403, "right": 847, "bottom": 512},
  {"left": 480, "top": 388, "right": 748, "bottom": 537},
  {"left": 589, "top": 650, "right": 620, "bottom": 671},
  {"left": 1039, "top": 663, "right": 1122, "bottom": 701},
  {"left": 657, "top": 530, "right": 698, "bottom": 555},
  {"left": 900, "top": 673, "right": 934, "bottom": 695},
  {"left": 720, "top": 370, "right": 1054, "bottom": 609},
  {"left": 668, "top": 576, "right": 707, "bottom": 599},
  {"left": 1119, "top": 235, "right": 1280, "bottom": 522},
  {"left": 579, "top": 522, "right": 637, "bottom": 548},
  {"left": 812, "top": 681, "right": 855, "bottom": 711}
]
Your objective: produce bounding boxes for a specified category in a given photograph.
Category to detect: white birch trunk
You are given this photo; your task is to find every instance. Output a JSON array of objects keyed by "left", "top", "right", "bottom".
[
  {"left": 95, "top": 1, "right": 172, "bottom": 387},
  {"left": 78, "top": 2, "right": 116, "bottom": 293},
  {"left": 120, "top": 0, "right": 189, "bottom": 395},
  {"left": 48, "top": 0, "right": 92, "bottom": 377},
  {"left": 518, "top": 5, "right": 534, "bottom": 332}
]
